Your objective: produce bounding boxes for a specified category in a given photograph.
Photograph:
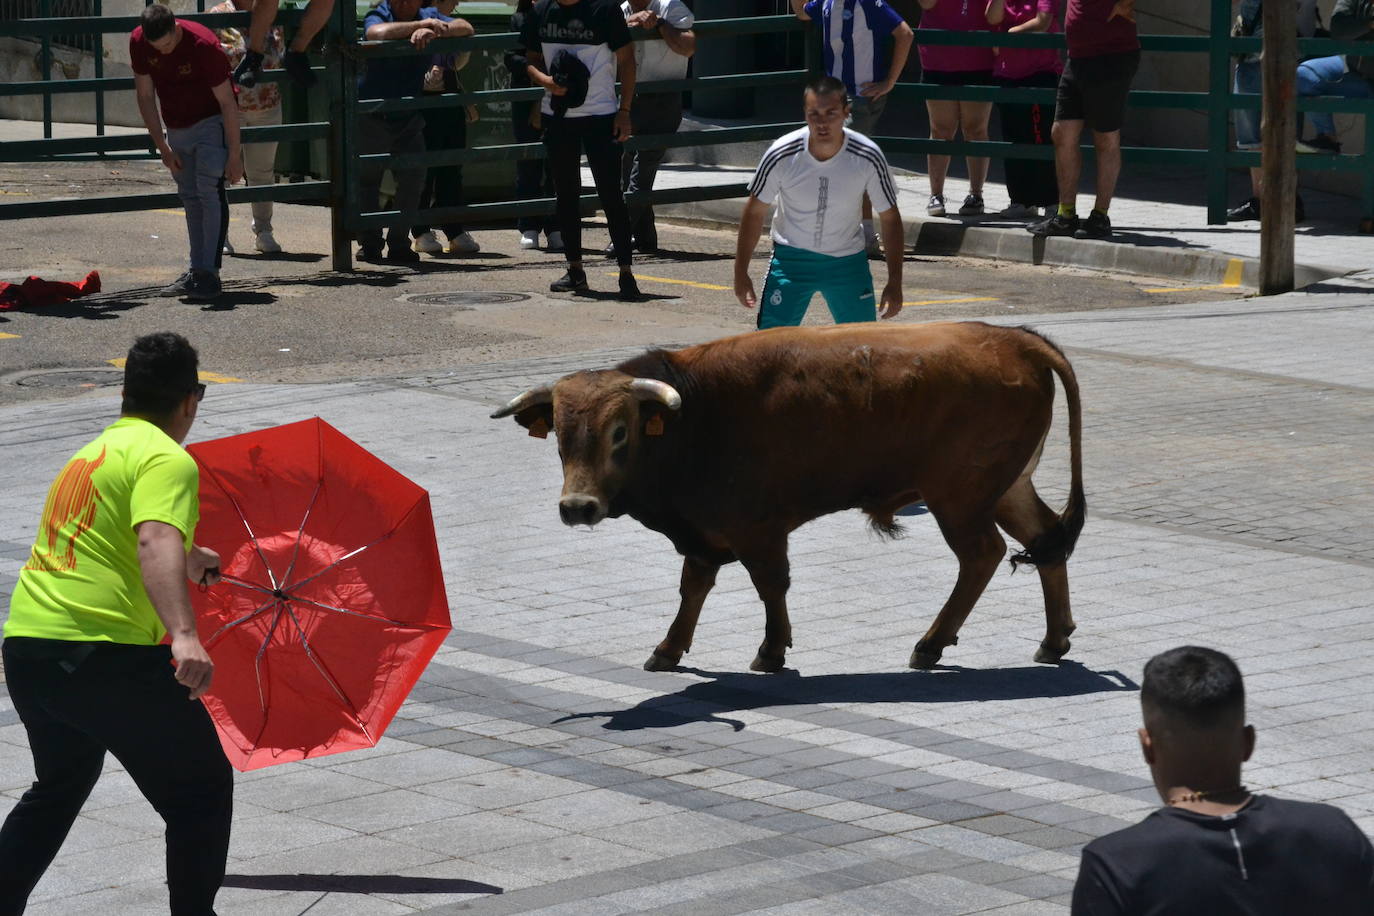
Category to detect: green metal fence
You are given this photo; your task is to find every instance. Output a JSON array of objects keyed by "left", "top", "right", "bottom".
[{"left": 1, "top": 2, "right": 1371, "bottom": 273}]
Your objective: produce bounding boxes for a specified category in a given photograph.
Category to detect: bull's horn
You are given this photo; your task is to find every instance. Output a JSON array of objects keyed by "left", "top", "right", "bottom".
[
  {"left": 490, "top": 386, "right": 553, "bottom": 419},
  {"left": 630, "top": 379, "right": 681, "bottom": 410}
]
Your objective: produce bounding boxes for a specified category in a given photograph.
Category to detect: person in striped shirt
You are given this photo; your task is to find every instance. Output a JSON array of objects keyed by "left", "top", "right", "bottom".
[
  {"left": 791, "top": 0, "right": 913, "bottom": 255},
  {"left": 734, "top": 76, "right": 905, "bottom": 330}
]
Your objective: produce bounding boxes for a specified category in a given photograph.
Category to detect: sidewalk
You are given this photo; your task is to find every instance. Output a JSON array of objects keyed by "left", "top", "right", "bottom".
[
  {"left": 3, "top": 286, "right": 1373, "bottom": 914},
  {"left": 652, "top": 160, "right": 1374, "bottom": 289}
]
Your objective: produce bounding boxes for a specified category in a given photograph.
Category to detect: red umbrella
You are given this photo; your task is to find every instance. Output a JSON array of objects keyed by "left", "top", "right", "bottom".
[{"left": 187, "top": 417, "right": 451, "bottom": 771}]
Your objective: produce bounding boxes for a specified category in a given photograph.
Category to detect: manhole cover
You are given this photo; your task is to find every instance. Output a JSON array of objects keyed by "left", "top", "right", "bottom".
[
  {"left": 403, "top": 291, "right": 531, "bottom": 307},
  {"left": 10, "top": 368, "right": 124, "bottom": 389}
]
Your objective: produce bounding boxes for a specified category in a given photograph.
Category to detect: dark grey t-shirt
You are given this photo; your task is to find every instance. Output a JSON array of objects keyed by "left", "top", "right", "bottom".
[{"left": 1072, "top": 795, "right": 1374, "bottom": 915}]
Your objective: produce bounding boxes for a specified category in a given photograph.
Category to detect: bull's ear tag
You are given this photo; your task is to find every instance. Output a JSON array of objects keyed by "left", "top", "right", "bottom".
[
  {"left": 644, "top": 415, "right": 665, "bottom": 436},
  {"left": 528, "top": 417, "right": 550, "bottom": 439}
]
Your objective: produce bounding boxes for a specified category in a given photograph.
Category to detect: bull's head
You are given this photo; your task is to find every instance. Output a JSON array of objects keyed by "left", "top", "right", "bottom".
[{"left": 491, "top": 371, "right": 681, "bottom": 527}]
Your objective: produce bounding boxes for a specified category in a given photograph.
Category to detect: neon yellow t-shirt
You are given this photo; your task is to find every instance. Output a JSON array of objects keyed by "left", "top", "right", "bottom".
[{"left": 5, "top": 417, "right": 200, "bottom": 645}]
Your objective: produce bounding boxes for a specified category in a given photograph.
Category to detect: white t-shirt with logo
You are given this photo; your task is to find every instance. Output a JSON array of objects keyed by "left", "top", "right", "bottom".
[
  {"left": 748, "top": 126, "right": 900, "bottom": 257},
  {"left": 522, "top": 0, "right": 632, "bottom": 117},
  {"left": 620, "top": 0, "right": 694, "bottom": 84}
]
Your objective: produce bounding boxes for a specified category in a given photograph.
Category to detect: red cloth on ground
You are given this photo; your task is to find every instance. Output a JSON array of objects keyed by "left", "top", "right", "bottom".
[{"left": 0, "top": 270, "right": 102, "bottom": 310}]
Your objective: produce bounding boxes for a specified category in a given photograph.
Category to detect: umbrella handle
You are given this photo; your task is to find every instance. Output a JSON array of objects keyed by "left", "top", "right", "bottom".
[{"left": 198, "top": 566, "right": 221, "bottom": 591}]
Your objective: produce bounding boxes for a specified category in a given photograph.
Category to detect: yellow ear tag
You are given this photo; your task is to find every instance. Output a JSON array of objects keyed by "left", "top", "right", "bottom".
[
  {"left": 528, "top": 417, "right": 550, "bottom": 439},
  {"left": 644, "top": 415, "right": 664, "bottom": 436}
]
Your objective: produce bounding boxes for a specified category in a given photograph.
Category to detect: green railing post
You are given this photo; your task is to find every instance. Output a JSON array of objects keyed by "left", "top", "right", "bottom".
[
  {"left": 802, "top": 16, "right": 820, "bottom": 78},
  {"left": 1364, "top": 110, "right": 1374, "bottom": 226},
  {"left": 328, "top": 0, "right": 357, "bottom": 271},
  {"left": 1205, "top": 0, "right": 1232, "bottom": 224},
  {"left": 40, "top": 0, "right": 52, "bottom": 139},
  {"left": 94, "top": 0, "right": 105, "bottom": 137}
]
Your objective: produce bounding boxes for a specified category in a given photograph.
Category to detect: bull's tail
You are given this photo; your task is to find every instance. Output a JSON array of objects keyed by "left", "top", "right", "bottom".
[{"left": 1009, "top": 332, "right": 1086, "bottom": 570}]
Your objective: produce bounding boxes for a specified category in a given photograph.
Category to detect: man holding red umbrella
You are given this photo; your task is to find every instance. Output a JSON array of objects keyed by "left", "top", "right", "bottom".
[{"left": 0, "top": 332, "right": 232, "bottom": 916}]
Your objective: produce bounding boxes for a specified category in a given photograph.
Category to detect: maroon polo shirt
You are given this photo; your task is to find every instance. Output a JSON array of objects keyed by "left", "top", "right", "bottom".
[
  {"left": 129, "top": 20, "right": 233, "bottom": 128},
  {"left": 1064, "top": 0, "right": 1140, "bottom": 60}
]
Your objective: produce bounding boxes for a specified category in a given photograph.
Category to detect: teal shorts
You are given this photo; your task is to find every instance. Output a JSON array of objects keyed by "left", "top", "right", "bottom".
[{"left": 758, "top": 244, "right": 877, "bottom": 330}]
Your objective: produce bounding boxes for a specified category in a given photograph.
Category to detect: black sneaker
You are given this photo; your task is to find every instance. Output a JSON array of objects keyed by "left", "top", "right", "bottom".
[
  {"left": 284, "top": 49, "right": 315, "bottom": 88},
  {"left": 1303, "top": 134, "right": 1341, "bottom": 154},
  {"left": 232, "top": 50, "right": 264, "bottom": 89},
  {"left": 358, "top": 246, "right": 385, "bottom": 264},
  {"left": 160, "top": 269, "right": 194, "bottom": 298},
  {"left": 185, "top": 269, "right": 222, "bottom": 302},
  {"left": 385, "top": 244, "right": 421, "bottom": 264},
  {"left": 550, "top": 268, "right": 589, "bottom": 293},
  {"left": 1227, "top": 197, "right": 1261, "bottom": 222},
  {"left": 1074, "top": 210, "right": 1112, "bottom": 240},
  {"left": 958, "top": 193, "right": 985, "bottom": 215},
  {"left": 1027, "top": 212, "right": 1078, "bottom": 237},
  {"left": 618, "top": 271, "right": 641, "bottom": 300}
]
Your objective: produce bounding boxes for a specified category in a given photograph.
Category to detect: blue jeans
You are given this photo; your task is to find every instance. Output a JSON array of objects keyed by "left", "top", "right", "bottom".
[
  {"left": 1297, "top": 55, "right": 1373, "bottom": 138},
  {"left": 165, "top": 114, "right": 228, "bottom": 274},
  {"left": 1233, "top": 60, "right": 1262, "bottom": 148}
]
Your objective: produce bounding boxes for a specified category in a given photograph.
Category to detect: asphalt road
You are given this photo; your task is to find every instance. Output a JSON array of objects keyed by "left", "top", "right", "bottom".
[{"left": 0, "top": 157, "right": 1246, "bottom": 407}]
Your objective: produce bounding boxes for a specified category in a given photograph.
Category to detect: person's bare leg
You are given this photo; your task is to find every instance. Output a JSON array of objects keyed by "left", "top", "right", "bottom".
[
  {"left": 1091, "top": 128, "right": 1122, "bottom": 213},
  {"left": 926, "top": 99, "right": 958, "bottom": 200},
  {"left": 1051, "top": 118, "right": 1083, "bottom": 210},
  {"left": 960, "top": 101, "right": 993, "bottom": 197},
  {"left": 1248, "top": 166, "right": 1262, "bottom": 199}
]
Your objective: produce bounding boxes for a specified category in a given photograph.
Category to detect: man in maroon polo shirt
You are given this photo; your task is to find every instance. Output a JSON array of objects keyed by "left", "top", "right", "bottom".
[
  {"left": 1027, "top": 0, "right": 1138, "bottom": 240},
  {"left": 131, "top": 4, "right": 244, "bottom": 301}
]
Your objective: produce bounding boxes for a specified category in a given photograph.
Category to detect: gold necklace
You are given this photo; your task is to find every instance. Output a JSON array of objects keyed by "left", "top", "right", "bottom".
[{"left": 1167, "top": 785, "right": 1248, "bottom": 806}]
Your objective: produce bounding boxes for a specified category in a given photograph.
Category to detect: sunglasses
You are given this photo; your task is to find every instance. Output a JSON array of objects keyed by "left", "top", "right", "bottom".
[{"left": 192, "top": 383, "right": 207, "bottom": 400}]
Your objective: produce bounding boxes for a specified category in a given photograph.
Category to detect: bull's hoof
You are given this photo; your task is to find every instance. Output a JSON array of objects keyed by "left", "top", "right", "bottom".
[
  {"left": 643, "top": 649, "right": 683, "bottom": 672},
  {"left": 1033, "top": 639, "right": 1071, "bottom": 665},
  {"left": 749, "top": 651, "right": 787, "bottom": 673},
  {"left": 909, "top": 638, "right": 948, "bottom": 670}
]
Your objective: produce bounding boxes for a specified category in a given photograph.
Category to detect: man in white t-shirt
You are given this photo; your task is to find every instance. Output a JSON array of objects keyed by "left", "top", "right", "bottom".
[
  {"left": 613, "top": 0, "right": 695, "bottom": 254},
  {"left": 734, "top": 76, "right": 904, "bottom": 329}
]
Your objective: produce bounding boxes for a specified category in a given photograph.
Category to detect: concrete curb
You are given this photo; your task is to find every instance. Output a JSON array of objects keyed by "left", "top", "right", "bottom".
[{"left": 659, "top": 195, "right": 1348, "bottom": 290}]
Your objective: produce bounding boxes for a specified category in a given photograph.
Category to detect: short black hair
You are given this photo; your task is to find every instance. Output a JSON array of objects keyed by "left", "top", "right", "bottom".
[
  {"left": 121, "top": 332, "right": 199, "bottom": 418},
  {"left": 804, "top": 75, "right": 849, "bottom": 106},
  {"left": 1141, "top": 646, "right": 1245, "bottom": 729},
  {"left": 140, "top": 4, "right": 176, "bottom": 43}
]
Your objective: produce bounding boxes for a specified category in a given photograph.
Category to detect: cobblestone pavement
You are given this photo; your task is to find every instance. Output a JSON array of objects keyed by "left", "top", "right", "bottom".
[{"left": 1, "top": 287, "right": 1372, "bottom": 915}]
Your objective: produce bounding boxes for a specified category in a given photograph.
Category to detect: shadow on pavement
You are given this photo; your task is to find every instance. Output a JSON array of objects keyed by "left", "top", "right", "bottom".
[
  {"left": 224, "top": 251, "right": 326, "bottom": 264},
  {"left": 555, "top": 661, "right": 1138, "bottom": 733},
  {"left": 222, "top": 874, "right": 503, "bottom": 895}
]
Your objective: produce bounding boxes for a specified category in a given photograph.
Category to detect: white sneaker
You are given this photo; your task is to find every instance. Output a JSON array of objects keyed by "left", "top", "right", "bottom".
[
  {"left": 927, "top": 194, "right": 946, "bottom": 217},
  {"left": 545, "top": 230, "right": 564, "bottom": 252},
  {"left": 412, "top": 230, "right": 443, "bottom": 254},
  {"left": 254, "top": 230, "right": 281, "bottom": 254},
  {"left": 519, "top": 229, "right": 540, "bottom": 250},
  {"left": 445, "top": 231, "right": 480, "bottom": 254},
  {"left": 222, "top": 239, "right": 235, "bottom": 255}
]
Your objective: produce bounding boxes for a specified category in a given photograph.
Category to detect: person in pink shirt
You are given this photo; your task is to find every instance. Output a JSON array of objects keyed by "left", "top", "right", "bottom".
[
  {"left": 917, "top": 0, "right": 996, "bottom": 217},
  {"left": 986, "top": 0, "right": 1061, "bottom": 219}
]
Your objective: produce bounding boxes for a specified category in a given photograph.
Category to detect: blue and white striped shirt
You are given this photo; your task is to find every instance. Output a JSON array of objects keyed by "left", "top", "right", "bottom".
[{"left": 803, "top": 0, "right": 907, "bottom": 97}]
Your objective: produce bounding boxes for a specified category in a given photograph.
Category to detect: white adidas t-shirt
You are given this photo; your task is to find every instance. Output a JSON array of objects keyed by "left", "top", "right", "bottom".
[{"left": 748, "top": 126, "right": 899, "bottom": 257}]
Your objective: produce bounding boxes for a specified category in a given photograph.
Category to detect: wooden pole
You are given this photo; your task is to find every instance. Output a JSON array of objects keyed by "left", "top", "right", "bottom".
[{"left": 1259, "top": 0, "right": 1296, "bottom": 295}]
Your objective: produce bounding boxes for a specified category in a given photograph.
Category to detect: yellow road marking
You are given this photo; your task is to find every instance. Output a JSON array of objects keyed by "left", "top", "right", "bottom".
[
  {"left": 0, "top": 332, "right": 19, "bottom": 339},
  {"left": 1145, "top": 258, "right": 1246, "bottom": 293},
  {"left": 606, "top": 272, "right": 731, "bottom": 291},
  {"left": 902, "top": 296, "right": 999, "bottom": 306},
  {"left": 108, "top": 358, "right": 242, "bottom": 383}
]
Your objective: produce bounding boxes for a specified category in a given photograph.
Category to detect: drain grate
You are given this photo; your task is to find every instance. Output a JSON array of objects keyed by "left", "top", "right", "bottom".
[
  {"left": 10, "top": 368, "right": 124, "bottom": 389},
  {"left": 403, "top": 291, "right": 531, "bottom": 307}
]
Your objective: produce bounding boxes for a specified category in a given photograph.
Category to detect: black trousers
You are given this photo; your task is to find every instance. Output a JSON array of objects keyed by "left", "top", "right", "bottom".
[
  {"left": 512, "top": 101, "right": 554, "bottom": 234},
  {"left": 0, "top": 640, "right": 233, "bottom": 916},
  {"left": 621, "top": 94, "right": 683, "bottom": 250},
  {"left": 995, "top": 71, "right": 1061, "bottom": 208},
  {"left": 412, "top": 106, "right": 468, "bottom": 240},
  {"left": 543, "top": 114, "right": 633, "bottom": 268}
]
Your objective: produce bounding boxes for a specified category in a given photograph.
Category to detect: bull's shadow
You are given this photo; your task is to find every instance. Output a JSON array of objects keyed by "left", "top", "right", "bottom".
[{"left": 554, "top": 661, "right": 1137, "bottom": 732}]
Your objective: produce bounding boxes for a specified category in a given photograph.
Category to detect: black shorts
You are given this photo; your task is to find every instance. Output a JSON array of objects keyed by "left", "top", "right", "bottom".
[
  {"left": 922, "top": 69, "right": 995, "bottom": 87},
  {"left": 1055, "top": 50, "right": 1140, "bottom": 133}
]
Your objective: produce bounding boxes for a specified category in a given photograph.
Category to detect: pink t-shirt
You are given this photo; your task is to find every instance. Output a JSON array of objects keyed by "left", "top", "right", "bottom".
[
  {"left": 993, "top": 0, "right": 1063, "bottom": 81},
  {"left": 918, "top": 0, "right": 996, "bottom": 74}
]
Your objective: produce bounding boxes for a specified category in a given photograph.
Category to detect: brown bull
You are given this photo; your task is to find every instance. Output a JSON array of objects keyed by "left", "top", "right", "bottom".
[{"left": 492, "top": 321, "right": 1085, "bottom": 673}]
